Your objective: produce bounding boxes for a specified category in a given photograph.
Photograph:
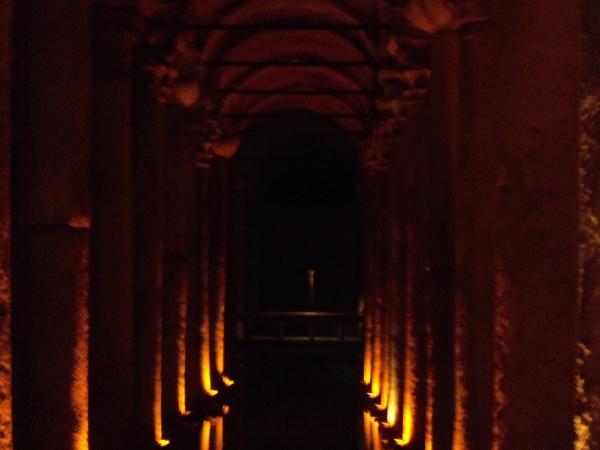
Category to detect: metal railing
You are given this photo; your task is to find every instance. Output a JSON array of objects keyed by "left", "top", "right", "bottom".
[{"left": 236, "top": 311, "right": 363, "bottom": 344}]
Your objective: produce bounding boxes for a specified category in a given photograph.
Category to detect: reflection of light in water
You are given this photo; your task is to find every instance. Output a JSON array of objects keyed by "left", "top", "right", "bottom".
[
  {"left": 200, "top": 420, "right": 211, "bottom": 450},
  {"left": 371, "top": 415, "right": 383, "bottom": 450},
  {"left": 222, "top": 375, "right": 234, "bottom": 387},
  {"left": 200, "top": 416, "right": 225, "bottom": 450},
  {"left": 364, "top": 411, "right": 373, "bottom": 449},
  {"left": 215, "top": 416, "right": 224, "bottom": 450}
]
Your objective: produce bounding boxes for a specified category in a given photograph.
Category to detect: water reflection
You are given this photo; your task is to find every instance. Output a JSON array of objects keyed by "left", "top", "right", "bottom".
[
  {"left": 191, "top": 392, "right": 396, "bottom": 450},
  {"left": 188, "top": 356, "right": 390, "bottom": 450}
]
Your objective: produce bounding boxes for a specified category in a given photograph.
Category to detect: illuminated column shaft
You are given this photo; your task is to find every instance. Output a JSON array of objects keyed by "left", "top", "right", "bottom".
[
  {"left": 386, "top": 128, "right": 409, "bottom": 427},
  {"left": 453, "top": 20, "right": 499, "bottom": 450},
  {"left": 410, "top": 106, "right": 432, "bottom": 448},
  {"left": 365, "top": 160, "right": 389, "bottom": 398},
  {"left": 209, "top": 156, "right": 230, "bottom": 378},
  {"left": 196, "top": 155, "right": 213, "bottom": 395},
  {"left": 0, "top": 0, "right": 13, "bottom": 446},
  {"left": 11, "top": 0, "right": 92, "bottom": 447},
  {"left": 427, "top": 28, "right": 460, "bottom": 450},
  {"left": 162, "top": 106, "right": 195, "bottom": 431},
  {"left": 89, "top": 5, "right": 138, "bottom": 449},
  {"left": 495, "top": 0, "right": 579, "bottom": 448},
  {"left": 132, "top": 94, "right": 165, "bottom": 448}
]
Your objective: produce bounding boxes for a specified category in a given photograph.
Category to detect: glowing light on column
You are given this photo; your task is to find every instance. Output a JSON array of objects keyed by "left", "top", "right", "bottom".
[
  {"left": 215, "top": 265, "right": 226, "bottom": 375},
  {"left": 155, "top": 314, "right": 169, "bottom": 446},
  {"left": 453, "top": 290, "right": 467, "bottom": 449},
  {"left": 0, "top": 263, "right": 13, "bottom": 449},
  {"left": 425, "top": 324, "right": 434, "bottom": 450},
  {"left": 178, "top": 278, "right": 189, "bottom": 415},
  {"left": 369, "top": 300, "right": 382, "bottom": 398},
  {"left": 72, "top": 252, "right": 89, "bottom": 450},
  {"left": 393, "top": 276, "right": 418, "bottom": 447},
  {"left": 201, "top": 273, "right": 215, "bottom": 395},
  {"left": 363, "top": 309, "right": 373, "bottom": 385}
]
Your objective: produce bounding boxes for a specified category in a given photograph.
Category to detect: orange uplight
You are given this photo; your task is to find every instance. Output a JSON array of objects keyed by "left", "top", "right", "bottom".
[
  {"left": 215, "top": 268, "right": 226, "bottom": 375},
  {"left": 394, "top": 408, "right": 414, "bottom": 446},
  {"left": 178, "top": 281, "right": 189, "bottom": 416},
  {"left": 222, "top": 375, "right": 234, "bottom": 387},
  {"left": 155, "top": 315, "right": 165, "bottom": 446},
  {"left": 201, "top": 290, "right": 212, "bottom": 394},
  {"left": 0, "top": 269, "right": 13, "bottom": 449},
  {"left": 73, "top": 250, "right": 89, "bottom": 450}
]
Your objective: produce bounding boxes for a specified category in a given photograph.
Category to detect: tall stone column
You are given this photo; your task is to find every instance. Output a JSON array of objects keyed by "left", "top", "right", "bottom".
[
  {"left": 132, "top": 93, "right": 165, "bottom": 448},
  {"left": 428, "top": 28, "right": 460, "bottom": 450},
  {"left": 495, "top": 1, "right": 580, "bottom": 448},
  {"left": 89, "top": 4, "right": 139, "bottom": 449},
  {"left": 362, "top": 136, "right": 391, "bottom": 401},
  {"left": 196, "top": 153, "right": 214, "bottom": 397},
  {"left": 209, "top": 156, "right": 230, "bottom": 383},
  {"left": 11, "top": 0, "right": 92, "bottom": 448},
  {"left": 453, "top": 20, "right": 499, "bottom": 450},
  {"left": 0, "top": 0, "right": 12, "bottom": 446},
  {"left": 162, "top": 105, "right": 196, "bottom": 435},
  {"left": 578, "top": 0, "right": 600, "bottom": 447}
]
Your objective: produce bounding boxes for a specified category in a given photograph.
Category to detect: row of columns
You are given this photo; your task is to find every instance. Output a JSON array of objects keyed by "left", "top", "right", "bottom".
[
  {"left": 363, "top": 0, "right": 581, "bottom": 448},
  {"left": 3, "top": 1, "right": 235, "bottom": 449}
]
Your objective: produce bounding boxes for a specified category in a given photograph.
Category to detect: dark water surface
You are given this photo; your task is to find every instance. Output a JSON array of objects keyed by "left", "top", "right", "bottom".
[{"left": 191, "top": 354, "right": 371, "bottom": 450}]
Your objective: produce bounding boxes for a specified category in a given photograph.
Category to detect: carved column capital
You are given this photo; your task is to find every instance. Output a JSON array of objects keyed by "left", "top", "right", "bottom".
[{"left": 92, "top": 4, "right": 143, "bottom": 74}]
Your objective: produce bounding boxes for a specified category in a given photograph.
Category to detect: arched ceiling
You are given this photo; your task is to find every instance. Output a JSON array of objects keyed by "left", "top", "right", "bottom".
[
  {"left": 136, "top": 0, "right": 470, "bottom": 138},
  {"left": 187, "top": 0, "right": 381, "bottom": 135}
]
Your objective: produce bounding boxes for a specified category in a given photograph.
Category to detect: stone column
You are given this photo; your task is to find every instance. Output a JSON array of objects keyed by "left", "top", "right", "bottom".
[
  {"left": 578, "top": 0, "right": 600, "bottom": 447},
  {"left": 11, "top": 0, "right": 92, "bottom": 448},
  {"left": 494, "top": 1, "right": 580, "bottom": 448},
  {"left": 0, "top": 0, "right": 12, "bottom": 446},
  {"left": 390, "top": 104, "right": 431, "bottom": 448},
  {"left": 196, "top": 153, "right": 214, "bottom": 397},
  {"left": 428, "top": 28, "right": 460, "bottom": 450},
  {"left": 453, "top": 20, "right": 499, "bottom": 450},
  {"left": 89, "top": 4, "right": 139, "bottom": 449},
  {"left": 132, "top": 93, "right": 165, "bottom": 448},
  {"left": 162, "top": 105, "right": 195, "bottom": 434},
  {"left": 362, "top": 134, "right": 391, "bottom": 401},
  {"left": 209, "top": 156, "right": 230, "bottom": 384}
]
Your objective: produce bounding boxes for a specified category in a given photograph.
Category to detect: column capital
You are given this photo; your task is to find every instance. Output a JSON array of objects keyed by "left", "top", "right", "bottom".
[{"left": 92, "top": 4, "right": 143, "bottom": 74}]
